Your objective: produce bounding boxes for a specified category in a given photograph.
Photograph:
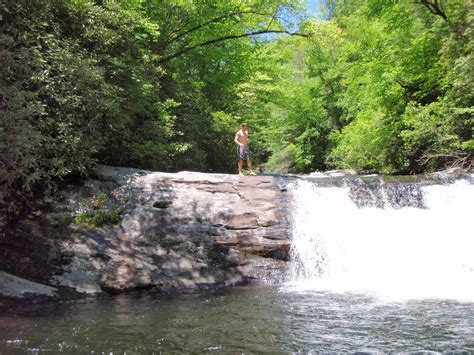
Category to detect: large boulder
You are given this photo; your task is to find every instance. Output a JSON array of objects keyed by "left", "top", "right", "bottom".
[{"left": 1, "top": 166, "right": 291, "bottom": 297}]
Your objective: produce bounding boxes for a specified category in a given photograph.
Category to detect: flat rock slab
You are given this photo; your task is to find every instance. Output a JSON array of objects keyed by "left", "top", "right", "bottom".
[{"left": 34, "top": 165, "right": 293, "bottom": 296}]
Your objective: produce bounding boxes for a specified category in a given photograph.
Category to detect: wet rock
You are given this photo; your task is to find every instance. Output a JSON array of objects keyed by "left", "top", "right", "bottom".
[{"left": 348, "top": 178, "right": 426, "bottom": 209}]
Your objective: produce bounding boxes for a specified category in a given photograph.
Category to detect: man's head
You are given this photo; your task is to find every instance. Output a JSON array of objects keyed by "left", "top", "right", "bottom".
[{"left": 240, "top": 122, "right": 248, "bottom": 131}]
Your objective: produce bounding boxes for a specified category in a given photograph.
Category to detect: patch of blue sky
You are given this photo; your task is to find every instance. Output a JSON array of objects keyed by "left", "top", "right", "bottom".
[
  {"left": 251, "top": 0, "right": 321, "bottom": 42},
  {"left": 306, "top": 0, "right": 319, "bottom": 15}
]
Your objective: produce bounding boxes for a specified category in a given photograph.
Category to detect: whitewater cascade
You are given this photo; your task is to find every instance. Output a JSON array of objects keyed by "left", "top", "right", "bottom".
[{"left": 286, "top": 174, "right": 474, "bottom": 301}]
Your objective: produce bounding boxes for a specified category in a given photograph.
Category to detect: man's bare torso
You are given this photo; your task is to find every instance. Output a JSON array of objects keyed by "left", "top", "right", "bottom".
[{"left": 235, "top": 130, "right": 248, "bottom": 146}]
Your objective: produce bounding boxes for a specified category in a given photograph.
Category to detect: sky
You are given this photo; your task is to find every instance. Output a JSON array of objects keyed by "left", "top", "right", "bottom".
[
  {"left": 305, "top": 0, "right": 319, "bottom": 15},
  {"left": 280, "top": 0, "right": 321, "bottom": 32},
  {"left": 253, "top": 0, "right": 321, "bottom": 41}
]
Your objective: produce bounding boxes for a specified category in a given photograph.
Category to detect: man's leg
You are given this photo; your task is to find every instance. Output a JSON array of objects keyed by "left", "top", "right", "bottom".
[
  {"left": 242, "top": 145, "right": 256, "bottom": 175},
  {"left": 238, "top": 159, "right": 244, "bottom": 176},
  {"left": 248, "top": 160, "right": 256, "bottom": 175}
]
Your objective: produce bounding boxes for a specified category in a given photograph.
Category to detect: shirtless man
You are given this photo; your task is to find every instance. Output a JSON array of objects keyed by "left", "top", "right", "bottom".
[{"left": 234, "top": 122, "right": 256, "bottom": 176}]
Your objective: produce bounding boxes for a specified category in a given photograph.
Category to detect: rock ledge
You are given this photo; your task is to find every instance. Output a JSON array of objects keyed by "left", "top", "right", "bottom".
[{"left": 1, "top": 166, "right": 291, "bottom": 298}]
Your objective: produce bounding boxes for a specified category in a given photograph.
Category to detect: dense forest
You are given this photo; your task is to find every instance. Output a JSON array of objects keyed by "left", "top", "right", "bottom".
[{"left": 1, "top": 0, "right": 472, "bottom": 220}]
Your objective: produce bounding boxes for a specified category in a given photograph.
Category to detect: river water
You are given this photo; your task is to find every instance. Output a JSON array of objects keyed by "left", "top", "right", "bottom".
[
  {"left": 1, "top": 174, "right": 473, "bottom": 353},
  {"left": 1, "top": 287, "right": 473, "bottom": 353}
]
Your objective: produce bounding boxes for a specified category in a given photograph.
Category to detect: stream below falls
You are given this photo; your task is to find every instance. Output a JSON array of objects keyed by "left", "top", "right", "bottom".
[{"left": 1, "top": 287, "right": 473, "bottom": 353}]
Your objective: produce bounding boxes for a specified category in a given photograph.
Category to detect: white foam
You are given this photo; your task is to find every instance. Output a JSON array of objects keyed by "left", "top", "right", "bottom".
[{"left": 285, "top": 178, "right": 474, "bottom": 302}]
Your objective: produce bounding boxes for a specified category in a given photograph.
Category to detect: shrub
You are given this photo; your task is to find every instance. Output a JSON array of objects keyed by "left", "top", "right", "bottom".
[{"left": 74, "top": 209, "right": 121, "bottom": 229}]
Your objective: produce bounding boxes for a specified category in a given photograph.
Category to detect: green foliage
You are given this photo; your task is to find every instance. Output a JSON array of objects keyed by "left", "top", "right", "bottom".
[
  {"left": 2, "top": 0, "right": 308, "bottom": 221},
  {"left": 254, "top": 0, "right": 472, "bottom": 174},
  {"left": 74, "top": 209, "right": 121, "bottom": 229},
  {"left": 233, "top": 36, "right": 333, "bottom": 173},
  {"left": 91, "top": 192, "right": 108, "bottom": 210},
  {"left": 400, "top": 100, "right": 473, "bottom": 171},
  {"left": 56, "top": 214, "right": 75, "bottom": 228},
  {"left": 70, "top": 191, "right": 121, "bottom": 229},
  {"left": 2, "top": 0, "right": 472, "bottom": 223},
  {"left": 324, "top": 0, "right": 472, "bottom": 173},
  {"left": 207, "top": 111, "right": 242, "bottom": 173},
  {"left": 1, "top": 0, "right": 122, "bottom": 221}
]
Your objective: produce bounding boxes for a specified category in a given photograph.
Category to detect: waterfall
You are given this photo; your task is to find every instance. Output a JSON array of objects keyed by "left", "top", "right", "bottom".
[{"left": 286, "top": 174, "right": 474, "bottom": 301}]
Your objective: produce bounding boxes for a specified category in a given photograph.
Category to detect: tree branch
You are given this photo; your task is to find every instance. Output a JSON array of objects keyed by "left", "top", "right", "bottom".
[
  {"left": 414, "top": 0, "right": 448, "bottom": 21},
  {"left": 167, "top": 10, "right": 277, "bottom": 46},
  {"left": 265, "top": 6, "right": 280, "bottom": 31},
  {"left": 158, "top": 29, "right": 308, "bottom": 63}
]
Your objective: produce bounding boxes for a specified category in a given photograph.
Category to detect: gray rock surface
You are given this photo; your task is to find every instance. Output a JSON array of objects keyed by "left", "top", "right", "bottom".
[
  {"left": 0, "top": 271, "right": 57, "bottom": 298},
  {"left": 1, "top": 166, "right": 291, "bottom": 297}
]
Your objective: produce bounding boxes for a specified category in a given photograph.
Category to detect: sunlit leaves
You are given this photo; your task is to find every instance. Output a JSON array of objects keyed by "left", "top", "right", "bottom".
[{"left": 320, "top": 0, "right": 472, "bottom": 173}]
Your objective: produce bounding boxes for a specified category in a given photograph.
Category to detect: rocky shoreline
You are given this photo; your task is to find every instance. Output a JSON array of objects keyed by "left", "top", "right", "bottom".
[{"left": 1, "top": 166, "right": 292, "bottom": 300}]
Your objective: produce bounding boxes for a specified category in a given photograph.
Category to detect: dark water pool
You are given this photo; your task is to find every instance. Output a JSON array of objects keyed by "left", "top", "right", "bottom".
[{"left": 1, "top": 286, "right": 473, "bottom": 353}]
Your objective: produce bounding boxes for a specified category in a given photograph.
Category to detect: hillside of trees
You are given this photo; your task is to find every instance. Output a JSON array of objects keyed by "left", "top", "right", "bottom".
[{"left": 1, "top": 0, "right": 472, "bottom": 220}]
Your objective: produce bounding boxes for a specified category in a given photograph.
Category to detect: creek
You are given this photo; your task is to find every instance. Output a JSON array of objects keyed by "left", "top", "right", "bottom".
[{"left": 1, "top": 173, "right": 473, "bottom": 353}]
